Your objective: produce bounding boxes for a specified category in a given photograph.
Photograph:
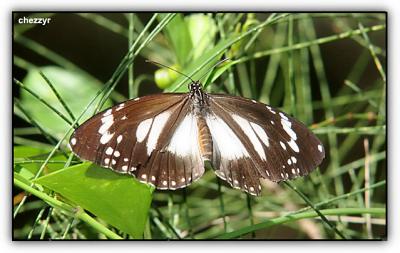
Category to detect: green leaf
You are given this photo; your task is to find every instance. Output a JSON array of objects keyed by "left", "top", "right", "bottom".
[
  {"left": 160, "top": 14, "right": 193, "bottom": 66},
  {"left": 186, "top": 14, "right": 217, "bottom": 60},
  {"left": 19, "top": 66, "right": 112, "bottom": 140},
  {"left": 34, "top": 162, "right": 153, "bottom": 238}
]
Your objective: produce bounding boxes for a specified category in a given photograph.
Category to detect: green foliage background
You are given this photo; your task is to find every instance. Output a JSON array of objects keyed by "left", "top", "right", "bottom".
[{"left": 13, "top": 13, "right": 386, "bottom": 240}]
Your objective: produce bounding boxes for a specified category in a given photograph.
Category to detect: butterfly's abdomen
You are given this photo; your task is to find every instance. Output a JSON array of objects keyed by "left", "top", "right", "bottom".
[{"left": 197, "top": 116, "right": 213, "bottom": 161}]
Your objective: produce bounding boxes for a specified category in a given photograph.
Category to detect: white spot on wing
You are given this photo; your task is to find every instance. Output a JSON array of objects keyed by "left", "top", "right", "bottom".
[
  {"left": 104, "top": 158, "right": 110, "bottom": 164},
  {"left": 162, "top": 180, "right": 167, "bottom": 186},
  {"left": 287, "top": 139, "right": 300, "bottom": 152},
  {"left": 117, "top": 135, "right": 123, "bottom": 143},
  {"left": 279, "top": 112, "right": 288, "bottom": 121},
  {"left": 99, "top": 115, "right": 114, "bottom": 134},
  {"left": 123, "top": 158, "right": 129, "bottom": 162},
  {"left": 318, "top": 144, "right": 323, "bottom": 152},
  {"left": 122, "top": 165, "right": 128, "bottom": 171},
  {"left": 291, "top": 156, "right": 297, "bottom": 164},
  {"left": 116, "top": 103, "right": 125, "bottom": 111},
  {"left": 281, "top": 118, "right": 297, "bottom": 140},
  {"left": 280, "top": 141, "right": 286, "bottom": 150},
  {"left": 105, "top": 147, "right": 113, "bottom": 155},
  {"left": 250, "top": 122, "right": 270, "bottom": 147},
  {"left": 287, "top": 158, "right": 292, "bottom": 165},
  {"left": 233, "top": 115, "right": 266, "bottom": 160},
  {"left": 70, "top": 137, "right": 76, "bottom": 146},
  {"left": 114, "top": 151, "right": 120, "bottom": 157},
  {"left": 206, "top": 115, "right": 249, "bottom": 160},
  {"left": 141, "top": 174, "right": 147, "bottom": 180},
  {"left": 136, "top": 118, "right": 153, "bottom": 142},
  {"left": 103, "top": 109, "right": 112, "bottom": 116},
  {"left": 266, "top": 105, "right": 276, "bottom": 114},
  {"left": 147, "top": 111, "right": 171, "bottom": 155},
  {"left": 121, "top": 115, "right": 127, "bottom": 120},
  {"left": 100, "top": 131, "right": 114, "bottom": 144}
]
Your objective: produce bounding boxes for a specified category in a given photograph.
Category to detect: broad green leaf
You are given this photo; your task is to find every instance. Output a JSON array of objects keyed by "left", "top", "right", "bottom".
[
  {"left": 159, "top": 14, "right": 193, "bottom": 66},
  {"left": 19, "top": 66, "right": 112, "bottom": 141},
  {"left": 186, "top": 14, "right": 217, "bottom": 60},
  {"left": 34, "top": 162, "right": 153, "bottom": 238}
]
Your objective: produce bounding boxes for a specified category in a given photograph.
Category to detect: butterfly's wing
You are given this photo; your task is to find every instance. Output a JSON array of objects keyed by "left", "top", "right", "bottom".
[
  {"left": 207, "top": 94, "right": 325, "bottom": 195},
  {"left": 70, "top": 93, "right": 205, "bottom": 189}
]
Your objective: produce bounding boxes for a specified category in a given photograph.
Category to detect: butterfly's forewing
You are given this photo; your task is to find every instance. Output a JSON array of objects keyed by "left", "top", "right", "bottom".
[
  {"left": 208, "top": 94, "right": 325, "bottom": 195},
  {"left": 69, "top": 93, "right": 205, "bottom": 189}
]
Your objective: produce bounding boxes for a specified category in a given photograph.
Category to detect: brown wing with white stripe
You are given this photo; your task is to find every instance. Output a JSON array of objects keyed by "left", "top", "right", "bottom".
[
  {"left": 208, "top": 94, "right": 325, "bottom": 196},
  {"left": 69, "top": 93, "right": 205, "bottom": 190}
]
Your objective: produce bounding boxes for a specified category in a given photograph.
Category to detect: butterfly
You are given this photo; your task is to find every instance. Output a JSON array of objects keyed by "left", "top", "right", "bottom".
[{"left": 69, "top": 74, "right": 325, "bottom": 196}]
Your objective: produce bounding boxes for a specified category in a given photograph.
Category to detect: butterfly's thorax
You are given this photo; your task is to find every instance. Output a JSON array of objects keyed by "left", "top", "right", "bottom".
[{"left": 189, "top": 81, "right": 209, "bottom": 109}]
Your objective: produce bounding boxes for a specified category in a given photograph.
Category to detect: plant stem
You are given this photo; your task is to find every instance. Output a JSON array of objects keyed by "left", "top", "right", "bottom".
[{"left": 217, "top": 207, "right": 384, "bottom": 239}]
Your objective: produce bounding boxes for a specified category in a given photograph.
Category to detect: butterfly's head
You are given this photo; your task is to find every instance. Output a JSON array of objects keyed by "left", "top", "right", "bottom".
[{"left": 188, "top": 80, "right": 202, "bottom": 92}]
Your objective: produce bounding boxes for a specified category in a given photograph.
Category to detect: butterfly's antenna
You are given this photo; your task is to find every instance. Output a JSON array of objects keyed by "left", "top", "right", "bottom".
[
  {"left": 145, "top": 59, "right": 196, "bottom": 83},
  {"left": 197, "top": 58, "right": 230, "bottom": 82}
]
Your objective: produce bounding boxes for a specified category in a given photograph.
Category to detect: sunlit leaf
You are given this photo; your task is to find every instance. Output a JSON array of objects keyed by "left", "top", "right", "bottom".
[
  {"left": 34, "top": 162, "right": 153, "bottom": 238},
  {"left": 19, "top": 66, "right": 112, "bottom": 141}
]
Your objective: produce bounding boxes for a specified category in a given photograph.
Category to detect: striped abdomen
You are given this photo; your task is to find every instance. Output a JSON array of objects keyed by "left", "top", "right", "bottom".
[{"left": 197, "top": 116, "right": 213, "bottom": 161}]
